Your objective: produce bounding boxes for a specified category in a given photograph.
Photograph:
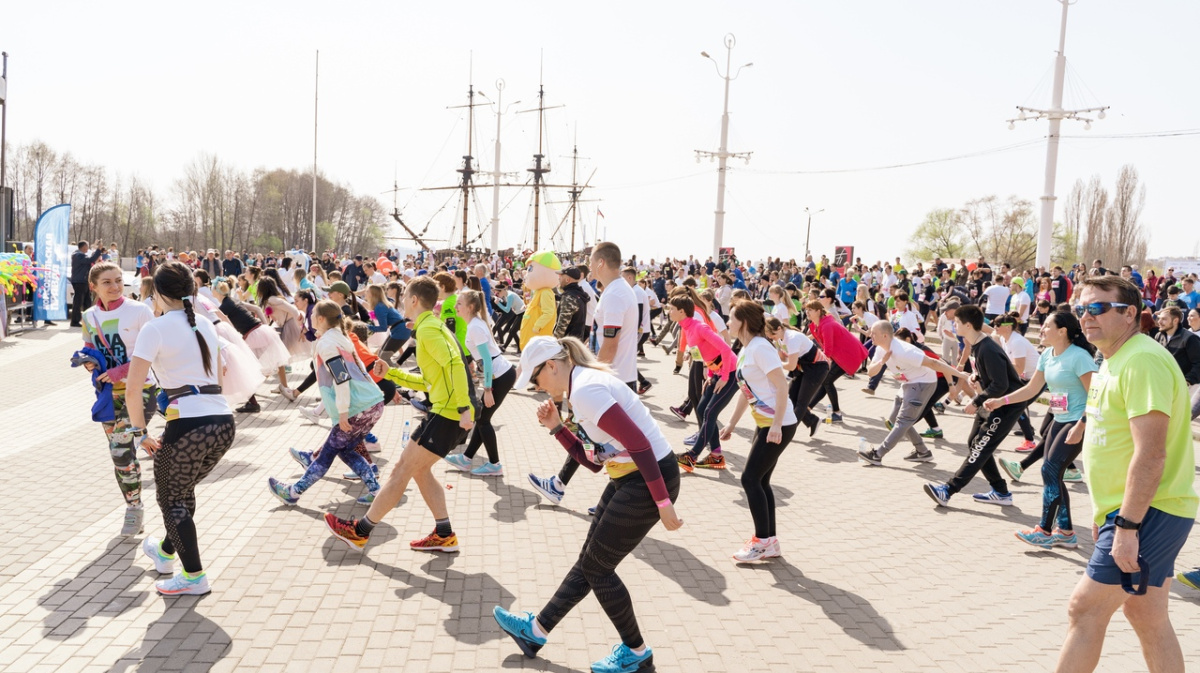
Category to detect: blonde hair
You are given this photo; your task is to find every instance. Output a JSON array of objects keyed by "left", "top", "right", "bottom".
[
  {"left": 138, "top": 276, "right": 155, "bottom": 300},
  {"left": 769, "top": 285, "right": 799, "bottom": 319},
  {"left": 313, "top": 299, "right": 350, "bottom": 334},
  {"left": 213, "top": 280, "right": 231, "bottom": 298},
  {"left": 365, "top": 284, "right": 386, "bottom": 308},
  {"left": 544, "top": 337, "right": 614, "bottom": 376},
  {"left": 459, "top": 289, "right": 491, "bottom": 328}
]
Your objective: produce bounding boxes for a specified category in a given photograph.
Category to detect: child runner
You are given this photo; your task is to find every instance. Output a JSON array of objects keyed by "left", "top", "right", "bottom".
[
  {"left": 324, "top": 276, "right": 474, "bottom": 552},
  {"left": 493, "top": 336, "right": 682, "bottom": 673},
  {"left": 127, "top": 261, "right": 236, "bottom": 596},
  {"left": 444, "top": 290, "right": 515, "bottom": 476},
  {"left": 669, "top": 293, "right": 737, "bottom": 471}
]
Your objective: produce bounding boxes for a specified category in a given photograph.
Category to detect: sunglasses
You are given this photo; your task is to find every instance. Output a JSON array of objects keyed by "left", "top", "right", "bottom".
[
  {"left": 1073, "top": 302, "right": 1133, "bottom": 318},
  {"left": 530, "top": 362, "right": 548, "bottom": 387}
]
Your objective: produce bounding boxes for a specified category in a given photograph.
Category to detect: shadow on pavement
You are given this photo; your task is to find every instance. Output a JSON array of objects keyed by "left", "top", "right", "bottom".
[
  {"left": 38, "top": 537, "right": 149, "bottom": 640},
  {"left": 500, "top": 652, "right": 587, "bottom": 672},
  {"left": 484, "top": 478, "right": 543, "bottom": 523},
  {"left": 106, "top": 595, "right": 230, "bottom": 673},
  {"left": 634, "top": 536, "right": 730, "bottom": 606}
]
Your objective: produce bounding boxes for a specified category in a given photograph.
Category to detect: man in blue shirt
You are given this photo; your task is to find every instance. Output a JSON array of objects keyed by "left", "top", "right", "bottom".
[
  {"left": 838, "top": 275, "right": 858, "bottom": 306},
  {"left": 474, "top": 263, "right": 494, "bottom": 316},
  {"left": 1180, "top": 278, "right": 1200, "bottom": 311}
]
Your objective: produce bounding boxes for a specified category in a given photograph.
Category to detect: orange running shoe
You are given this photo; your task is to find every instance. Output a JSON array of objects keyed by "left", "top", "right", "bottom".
[
  {"left": 325, "top": 513, "right": 369, "bottom": 550},
  {"left": 410, "top": 530, "right": 459, "bottom": 553},
  {"left": 695, "top": 453, "right": 726, "bottom": 470},
  {"left": 676, "top": 453, "right": 696, "bottom": 473}
]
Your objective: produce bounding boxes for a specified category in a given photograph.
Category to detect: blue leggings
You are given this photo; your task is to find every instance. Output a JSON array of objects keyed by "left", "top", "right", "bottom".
[
  {"left": 1038, "top": 418, "right": 1083, "bottom": 532},
  {"left": 294, "top": 402, "right": 384, "bottom": 494},
  {"left": 687, "top": 376, "right": 739, "bottom": 457}
]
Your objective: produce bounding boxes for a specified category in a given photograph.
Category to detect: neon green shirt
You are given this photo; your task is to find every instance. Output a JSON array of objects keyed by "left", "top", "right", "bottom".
[
  {"left": 1082, "top": 334, "right": 1198, "bottom": 526},
  {"left": 383, "top": 311, "right": 473, "bottom": 421}
]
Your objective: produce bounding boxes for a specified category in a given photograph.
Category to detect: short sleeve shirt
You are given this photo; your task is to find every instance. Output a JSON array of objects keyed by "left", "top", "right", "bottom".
[
  {"left": 1037, "top": 344, "right": 1097, "bottom": 423},
  {"left": 595, "top": 278, "right": 639, "bottom": 384},
  {"left": 465, "top": 317, "right": 512, "bottom": 377},
  {"left": 736, "top": 336, "right": 799, "bottom": 427},
  {"left": 873, "top": 338, "right": 935, "bottom": 384}
]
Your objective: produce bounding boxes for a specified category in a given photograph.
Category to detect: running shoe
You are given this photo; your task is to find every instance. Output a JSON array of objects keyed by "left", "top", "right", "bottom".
[
  {"left": 672, "top": 365, "right": 681, "bottom": 374},
  {"left": 410, "top": 399, "right": 431, "bottom": 415},
  {"left": 862, "top": 387, "right": 875, "bottom": 396},
  {"left": 492, "top": 607, "right": 546, "bottom": 658},
  {"left": 972, "top": 490, "right": 1014, "bottom": 506},
  {"left": 765, "top": 538, "right": 782, "bottom": 559},
  {"left": 825, "top": 412, "right": 843, "bottom": 424},
  {"left": 471, "top": 462, "right": 504, "bottom": 477},
  {"left": 1014, "top": 526, "right": 1056, "bottom": 550},
  {"left": 998, "top": 458, "right": 1024, "bottom": 482},
  {"left": 324, "top": 513, "right": 369, "bottom": 550},
  {"left": 857, "top": 448, "right": 883, "bottom": 466},
  {"left": 933, "top": 402, "right": 946, "bottom": 414},
  {"left": 919, "top": 428, "right": 943, "bottom": 439},
  {"left": 343, "top": 470, "right": 361, "bottom": 481},
  {"left": 121, "top": 507, "right": 144, "bottom": 537},
  {"left": 588, "top": 506, "right": 596, "bottom": 516},
  {"left": 1176, "top": 568, "right": 1200, "bottom": 591},
  {"left": 356, "top": 491, "right": 377, "bottom": 505},
  {"left": 365, "top": 434, "right": 381, "bottom": 453},
  {"left": 155, "top": 572, "right": 211, "bottom": 596},
  {"left": 695, "top": 453, "right": 726, "bottom": 470},
  {"left": 141, "top": 536, "right": 176, "bottom": 575},
  {"left": 1063, "top": 468, "right": 1084, "bottom": 483},
  {"left": 277, "top": 385, "right": 297, "bottom": 402},
  {"left": 732, "top": 537, "right": 773, "bottom": 563},
  {"left": 235, "top": 400, "right": 260, "bottom": 413},
  {"left": 669, "top": 406, "right": 688, "bottom": 422},
  {"left": 289, "top": 448, "right": 313, "bottom": 469},
  {"left": 1051, "top": 528, "right": 1078, "bottom": 549},
  {"left": 1015, "top": 440, "right": 1037, "bottom": 452},
  {"left": 268, "top": 478, "right": 299, "bottom": 506},
  {"left": 637, "top": 381, "right": 652, "bottom": 395},
  {"left": 591, "top": 643, "right": 654, "bottom": 673},
  {"left": 682, "top": 432, "right": 700, "bottom": 447},
  {"left": 803, "top": 415, "right": 819, "bottom": 437},
  {"left": 923, "top": 482, "right": 951, "bottom": 507},
  {"left": 444, "top": 454, "right": 473, "bottom": 472},
  {"left": 903, "top": 449, "right": 933, "bottom": 462},
  {"left": 527, "top": 474, "right": 565, "bottom": 505},
  {"left": 410, "top": 530, "right": 459, "bottom": 553},
  {"left": 883, "top": 418, "right": 894, "bottom": 431},
  {"left": 298, "top": 404, "right": 324, "bottom": 424},
  {"left": 676, "top": 453, "right": 696, "bottom": 473}
]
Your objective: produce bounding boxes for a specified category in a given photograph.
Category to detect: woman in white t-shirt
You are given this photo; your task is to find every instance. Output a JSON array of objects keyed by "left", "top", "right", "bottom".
[
  {"left": 720, "top": 301, "right": 800, "bottom": 563},
  {"left": 993, "top": 312, "right": 1041, "bottom": 450},
  {"left": 445, "top": 290, "right": 515, "bottom": 476},
  {"left": 124, "top": 261, "right": 235, "bottom": 597}
]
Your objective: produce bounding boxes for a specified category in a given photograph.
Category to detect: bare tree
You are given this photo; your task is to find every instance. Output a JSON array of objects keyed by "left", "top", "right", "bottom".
[{"left": 1104, "top": 164, "right": 1148, "bottom": 266}]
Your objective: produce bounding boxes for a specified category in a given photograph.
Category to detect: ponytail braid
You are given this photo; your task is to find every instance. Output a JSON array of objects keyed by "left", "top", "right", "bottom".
[{"left": 182, "top": 296, "right": 215, "bottom": 375}]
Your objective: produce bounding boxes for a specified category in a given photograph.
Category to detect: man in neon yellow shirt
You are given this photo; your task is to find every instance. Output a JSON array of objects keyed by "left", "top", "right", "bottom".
[
  {"left": 1055, "top": 275, "right": 1196, "bottom": 673},
  {"left": 324, "top": 276, "right": 475, "bottom": 553}
]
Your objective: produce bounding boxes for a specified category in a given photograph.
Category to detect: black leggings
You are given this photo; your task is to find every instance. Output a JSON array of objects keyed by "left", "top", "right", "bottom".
[
  {"left": 463, "top": 367, "right": 516, "bottom": 464},
  {"left": 296, "top": 362, "right": 317, "bottom": 394},
  {"left": 1037, "top": 418, "right": 1084, "bottom": 532},
  {"left": 1019, "top": 413, "right": 1078, "bottom": 471},
  {"left": 946, "top": 406, "right": 1022, "bottom": 495},
  {"left": 919, "top": 377, "right": 951, "bottom": 429},
  {"left": 808, "top": 362, "right": 847, "bottom": 413},
  {"left": 155, "top": 415, "right": 236, "bottom": 574},
  {"left": 788, "top": 361, "right": 829, "bottom": 427},
  {"left": 537, "top": 456, "right": 680, "bottom": 649},
  {"left": 741, "top": 423, "right": 799, "bottom": 539},
  {"left": 677, "top": 360, "right": 706, "bottom": 417}
]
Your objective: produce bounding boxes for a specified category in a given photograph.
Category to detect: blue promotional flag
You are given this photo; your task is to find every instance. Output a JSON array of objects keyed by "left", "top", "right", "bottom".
[{"left": 33, "top": 204, "right": 71, "bottom": 322}]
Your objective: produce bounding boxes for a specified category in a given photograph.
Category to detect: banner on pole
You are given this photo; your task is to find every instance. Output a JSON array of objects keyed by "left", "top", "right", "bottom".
[
  {"left": 834, "top": 246, "right": 854, "bottom": 273},
  {"left": 33, "top": 204, "right": 71, "bottom": 322}
]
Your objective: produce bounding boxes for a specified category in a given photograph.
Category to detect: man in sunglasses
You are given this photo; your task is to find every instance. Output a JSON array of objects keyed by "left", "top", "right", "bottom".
[{"left": 1054, "top": 275, "right": 1196, "bottom": 673}]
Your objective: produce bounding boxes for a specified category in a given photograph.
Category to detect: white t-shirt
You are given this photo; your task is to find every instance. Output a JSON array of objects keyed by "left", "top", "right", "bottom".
[
  {"left": 771, "top": 302, "right": 791, "bottom": 324},
  {"left": 568, "top": 366, "right": 672, "bottom": 466},
  {"left": 580, "top": 280, "right": 598, "bottom": 326},
  {"left": 708, "top": 310, "right": 727, "bottom": 334},
  {"left": 82, "top": 299, "right": 156, "bottom": 371},
  {"left": 735, "top": 336, "right": 799, "bottom": 426},
  {"left": 1002, "top": 332, "right": 1041, "bottom": 379},
  {"left": 133, "top": 311, "right": 231, "bottom": 418},
  {"left": 369, "top": 271, "right": 387, "bottom": 286},
  {"left": 595, "top": 277, "right": 640, "bottom": 384},
  {"left": 783, "top": 329, "right": 814, "bottom": 357},
  {"left": 891, "top": 308, "right": 921, "bottom": 334},
  {"left": 1009, "top": 291, "right": 1032, "bottom": 322},
  {"left": 465, "top": 317, "right": 512, "bottom": 378},
  {"left": 873, "top": 337, "right": 935, "bottom": 384},
  {"left": 631, "top": 283, "right": 651, "bottom": 331},
  {"left": 983, "top": 285, "right": 1010, "bottom": 315}
]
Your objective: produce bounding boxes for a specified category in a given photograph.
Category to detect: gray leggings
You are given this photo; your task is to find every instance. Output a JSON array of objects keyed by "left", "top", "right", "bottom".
[{"left": 877, "top": 382, "right": 936, "bottom": 457}]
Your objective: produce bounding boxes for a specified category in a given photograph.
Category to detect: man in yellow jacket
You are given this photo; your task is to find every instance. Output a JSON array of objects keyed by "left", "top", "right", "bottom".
[{"left": 519, "top": 250, "right": 560, "bottom": 350}]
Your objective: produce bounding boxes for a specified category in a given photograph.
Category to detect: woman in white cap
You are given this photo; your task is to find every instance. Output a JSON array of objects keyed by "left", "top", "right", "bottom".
[{"left": 494, "top": 336, "right": 682, "bottom": 673}]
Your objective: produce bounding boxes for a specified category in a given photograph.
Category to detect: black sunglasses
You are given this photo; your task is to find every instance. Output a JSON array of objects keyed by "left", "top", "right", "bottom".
[
  {"left": 530, "top": 362, "right": 547, "bottom": 386},
  {"left": 1073, "top": 302, "right": 1133, "bottom": 318}
]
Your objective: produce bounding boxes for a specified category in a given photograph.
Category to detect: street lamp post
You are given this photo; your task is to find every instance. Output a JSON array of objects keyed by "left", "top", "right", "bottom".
[
  {"left": 804, "top": 207, "right": 823, "bottom": 259},
  {"left": 696, "top": 34, "right": 753, "bottom": 263}
]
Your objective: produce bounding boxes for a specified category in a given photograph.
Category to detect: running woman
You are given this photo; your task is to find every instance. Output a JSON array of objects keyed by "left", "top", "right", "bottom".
[
  {"left": 127, "top": 261, "right": 236, "bottom": 596},
  {"left": 719, "top": 301, "right": 800, "bottom": 562},
  {"left": 444, "top": 289, "right": 516, "bottom": 476},
  {"left": 493, "top": 336, "right": 682, "bottom": 673},
  {"left": 669, "top": 293, "right": 737, "bottom": 472},
  {"left": 324, "top": 276, "right": 474, "bottom": 552},
  {"left": 990, "top": 310, "right": 1097, "bottom": 549},
  {"left": 765, "top": 316, "right": 828, "bottom": 437},
  {"left": 268, "top": 300, "right": 384, "bottom": 507},
  {"left": 79, "top": 262, "right": 158, "bottom": 537},
  {"left": 804, "top": 300, "right": 868, "bottom": 424}
]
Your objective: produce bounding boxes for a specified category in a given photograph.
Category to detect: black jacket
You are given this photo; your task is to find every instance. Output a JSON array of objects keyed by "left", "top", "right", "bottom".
[
  {"left": 220, "top": 295, "right": 262, "bottom": 336},
  {"left": 222, "top": 257, "right": 244, "bottom": 277},
  {"left": 970, "top": 335, "right": 1022, "bottom": 408},
  {"left": 554, "top": 282, "right": 589, "bottom": 340},
  {"left": 70, "top": 249, "right": 96, "bottom": 283},
  {"left": 1156, "top": 328, "right": 1200, "bottom": 387}
]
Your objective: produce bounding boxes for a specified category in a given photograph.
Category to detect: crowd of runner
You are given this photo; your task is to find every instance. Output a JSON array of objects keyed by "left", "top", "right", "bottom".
[{"left": 66, "top": 241, "right": 1199, "bottom": 673}]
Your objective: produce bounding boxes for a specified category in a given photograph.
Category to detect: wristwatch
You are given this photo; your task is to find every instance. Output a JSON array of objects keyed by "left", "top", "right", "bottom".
[
  {"left": 457, "top": 406, "right": 471, "bottom": 415},
  {"left": 1113, "top": 515, "right": 1141, "bottom": 531}
]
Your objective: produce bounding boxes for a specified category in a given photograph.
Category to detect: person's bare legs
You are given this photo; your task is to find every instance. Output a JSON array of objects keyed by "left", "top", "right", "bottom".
[
  {"left": 1055, "top": 576, "right": 1126, "bottom": 673},
  {"left": 413, "top": 465, "right": 449, "bottom": 520},
  {"left": 366, "top": 439, "right": 442, "bottom": 522},
  {"left": 277, "top": 366, "right": 290, "bottom": 389},
  {"left": 1122, "top": 579, "right": 1183, "bottom": 673}
]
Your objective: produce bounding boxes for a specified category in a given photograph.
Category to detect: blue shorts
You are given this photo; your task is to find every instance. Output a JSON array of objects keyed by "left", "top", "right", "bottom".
[{"left": 1087, "top": 508, "right": 1193, "bottom": 588}]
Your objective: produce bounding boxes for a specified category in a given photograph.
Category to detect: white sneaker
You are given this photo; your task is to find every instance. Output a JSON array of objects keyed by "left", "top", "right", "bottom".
[
  {"left": 120, "top": 507, "right": 144, "bottom": 537},
  {"left": 277, "top": 385, "right": 297, "bottom": 402},
  {"left": 298, "top": 404, "right": 324, "bottom": 424},
  {"left": 732, "top": 537, "right": 773, "bottom": 563},
  {"left": 155, "top": 572, "right": 211, "bottom": 596},
  {"left": 141, "top": 537, "right": 176, "bottom": 575},
  {"left": 763, "top": 537, "right": 782, "bottom": 559}
]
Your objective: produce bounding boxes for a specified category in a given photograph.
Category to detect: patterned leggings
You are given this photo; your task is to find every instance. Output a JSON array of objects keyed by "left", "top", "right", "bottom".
[
  {"left": 537, "top": 456, "right": 681, "bottom": 650},
  {"left": 156, "top": 415, "right": 236, "bottom": 574},
  {"left": 101, "top": 386, "right": 157, "bottom": 507},
  {"left": 294, "top": 402, "right": 384, "bottom": 495}
]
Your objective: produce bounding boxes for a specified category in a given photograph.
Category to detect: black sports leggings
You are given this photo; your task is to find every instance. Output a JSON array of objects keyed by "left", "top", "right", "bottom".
[
  {"left": 676, "top": 360, "right": 706, "bottom": 417},
  {"left": 463, "top": 367, "right": 516, "bottom": 464},
  {"left": 296, "top": 362, "right": 318, "bottom": 394},
  {"left": 538, "top": 456, "right": 680, "bottom": 650},
  {"left": 741, "top": 422, "right": 799, "bottom": 539},
  {"left": 808, "top": 362, "right": 847, "bottom": 413},
  {"left": 919, "top": 377, "right": 951, "bottom": 429},
  {"left": 787, "top": 361, "right": 829, "bottom": 427},
  {"left": 155, "top": 415, "right": 236, "bottom": 573}
]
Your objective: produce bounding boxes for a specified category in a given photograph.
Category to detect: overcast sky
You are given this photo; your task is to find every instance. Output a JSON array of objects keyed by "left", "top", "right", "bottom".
[{"left": 4, "top": 0, "right": 1197, "bottom": 263}]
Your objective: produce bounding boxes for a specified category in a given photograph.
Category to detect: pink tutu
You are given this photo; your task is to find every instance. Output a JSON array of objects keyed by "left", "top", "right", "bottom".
[
  {"left": 279, "top": 318, "right": 313, "bottom": 361},
  {"left": 244, "top": 324, "right": 292, "bottom": 373},
  {"left": 218, "top": 336, "right": 265, "bottom": 406}
]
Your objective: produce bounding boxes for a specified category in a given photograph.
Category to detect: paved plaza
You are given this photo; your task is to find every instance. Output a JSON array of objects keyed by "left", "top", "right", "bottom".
[{"left": 1, "top": 324, "right": 1198, "bottom": 672}]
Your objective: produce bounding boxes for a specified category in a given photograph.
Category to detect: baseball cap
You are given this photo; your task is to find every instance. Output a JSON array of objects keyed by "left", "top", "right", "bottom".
[
  {"left": 323, "top": 281, "right": 352, "bottom": 296},
  {"left": 562, "top": 266, "right": 582, "bottom": 280},
  {"left": 1010, "top": 277, "right": 1025, "bottom": 290},
  {"left": 514, "top": 336, "right": 565, "bottom": 389},
  {"left": 526, "top": 250, "right": 563, "bottom": 272}
]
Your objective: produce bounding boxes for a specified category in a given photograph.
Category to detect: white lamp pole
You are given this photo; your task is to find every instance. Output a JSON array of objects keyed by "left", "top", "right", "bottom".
[
  {"left": 312, "top": 49, "right": 319, "bottom": 252},
  {"left": 1007, "top": 0, "right": 1107, "bottom": 269},
  {"left": 696, "top": 34, "right": 753, "bottom": 262},
  {"left": 804, "top": 207, "right": 824, "bottom": 258}
]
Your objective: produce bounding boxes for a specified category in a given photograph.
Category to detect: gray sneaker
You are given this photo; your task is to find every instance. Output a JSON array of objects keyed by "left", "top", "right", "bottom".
[
  {"left": 903, "top": 449, "right": 934, "bottom": 462},
  {"left": 121, "top": 507, "right": 144, "bottom": 537}
]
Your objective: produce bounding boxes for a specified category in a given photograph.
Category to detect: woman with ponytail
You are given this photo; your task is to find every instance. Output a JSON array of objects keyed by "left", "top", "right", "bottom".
[
  {"left": 124, "top": 261, "right": 235, "bottom": 596},
  {"left": 804, "top": 300, "right": 868, "bottom": 424},
  {"left": 984, "top": 310, "right": 1097, "bottom": 550},
  {"left": 212, "top": 279, "right": 285, "bottom": 413},
  {"left": 257, "top": 277, "right": 307, "bottom": 401}
]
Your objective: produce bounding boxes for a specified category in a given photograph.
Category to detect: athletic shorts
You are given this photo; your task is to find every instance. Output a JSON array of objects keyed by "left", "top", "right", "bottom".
[
  {"left": 1087, "top": 507, "right": 1193, "bottom": 588},
  {"left": 411, "top": 414, "right": 466, "bottom": 458}
]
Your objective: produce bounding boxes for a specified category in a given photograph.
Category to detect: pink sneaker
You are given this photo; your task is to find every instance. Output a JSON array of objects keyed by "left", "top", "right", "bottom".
[{"left": 1015, "top": 440, "right": 1037, "bottom": 452}]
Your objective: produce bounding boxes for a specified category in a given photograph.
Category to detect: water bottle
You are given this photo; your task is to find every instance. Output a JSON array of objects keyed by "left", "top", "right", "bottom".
[
  {"left": 858, "top": 437, "right": 869, "bottom": 453},
  {"left": 401, "top": 420, "right": 411, "bottom": 446}
]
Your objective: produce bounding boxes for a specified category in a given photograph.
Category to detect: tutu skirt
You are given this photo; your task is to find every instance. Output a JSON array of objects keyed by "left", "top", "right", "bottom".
[
  {"left": 244, "top": 324, "right": 292, "bottom": 373},
  {"left": 279, "top": 318, "right": 313, "bottom": 361},
  {"left": 218, "top": 336, "right": 266, "bottom": 406}
]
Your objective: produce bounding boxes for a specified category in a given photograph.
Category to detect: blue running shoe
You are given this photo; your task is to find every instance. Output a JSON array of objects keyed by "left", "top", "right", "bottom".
[
  {"left": 528, "top": 474, "right": 564, "bottom": 505},
  {"left": 1177, "top": 568, "right": 1200, "bottom": 591},
  {"left": 682, "top": 432, "right": 699, "bottom": 447},
  {"left": 493, "top": 607, "right": 546, "bottom": 658},
  {"left": 356, "top": 490, "right": 377, "bottom": 505},
  {"left": 1051, "top": 528, "right": 1078, "bottom": 549},
  {"left": 445, "top": 454, "right": 473, "bottom": 472},
  {"left": 470, "top": 462, "right": 503, "bottom": 477},
  {"left": 972, "top": 490, "right": 1013, "bottom": 507},
  {"left": 1014, "top": 526, "right": 1055, "bottom": 550},
  {"left": 155, "top": 571, "right": 211, "bottom": 596},
  {"left": 825, "top": 412, "right": 843, "bottom": 424},
  {"left": 923, "top": 482, "right": 950, "bottom": 507},
  {"left": 588, "top": 506, "right": 596, "bottom": 516},
  {"left": 289, "top": 448, "right": 313, "bottom": 469},
  {"left": 268, "top": 477, "right": 299, "bottom": 506},
  {"left": 591, "top": 643, "right": 654, "bottom": 673}
]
